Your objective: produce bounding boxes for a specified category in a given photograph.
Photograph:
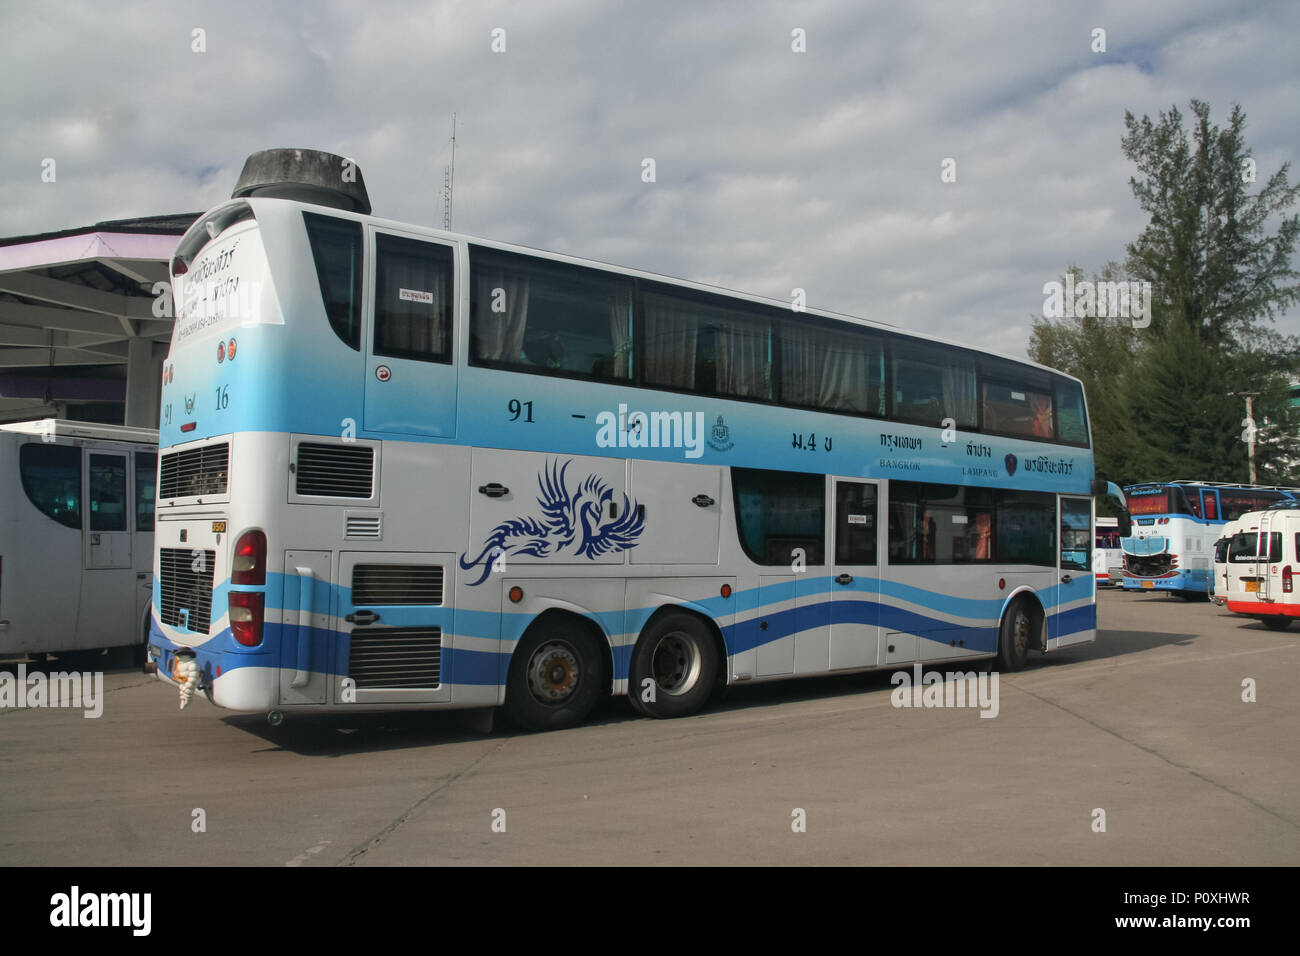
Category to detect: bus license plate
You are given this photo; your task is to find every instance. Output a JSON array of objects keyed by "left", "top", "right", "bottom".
[
  {"left": 1141, "top": 581, "right": 1154, "bottom": 589},
  {"left": 1245, "top": 580, "right": 1260, "bottom": 592}
]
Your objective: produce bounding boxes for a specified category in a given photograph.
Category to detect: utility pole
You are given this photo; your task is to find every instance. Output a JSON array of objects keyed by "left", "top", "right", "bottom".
[{"left": 1230, "top": 391, "right": 1260, "bottom": 484}]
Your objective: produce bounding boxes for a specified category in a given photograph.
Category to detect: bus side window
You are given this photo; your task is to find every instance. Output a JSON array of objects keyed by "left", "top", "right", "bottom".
[
  {"left": 88, "top": 455, "right": 127, "bottom": 532},
  {"left": 730, "top": 467, "right": 824, "bottom": 566},
  {"left": 18, "top": 443, "right": 81, "bottom": 529},
  {"left": 136, "top": 452, "right": 157, "bottom": 531}
]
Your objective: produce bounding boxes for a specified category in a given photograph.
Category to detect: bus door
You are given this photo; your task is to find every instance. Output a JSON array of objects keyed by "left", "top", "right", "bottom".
[
  {"left": 362, "top": 227, "right": 458, "bottom": 437},
  {"left": 1052, "top": 497, "right": 1094, "bottom": 648},
  {"left": 829, "top": 479, "right": 881, "bottom": 670},
  {"left": 77, "top": 451, "right": 133, "bottom": 648}
]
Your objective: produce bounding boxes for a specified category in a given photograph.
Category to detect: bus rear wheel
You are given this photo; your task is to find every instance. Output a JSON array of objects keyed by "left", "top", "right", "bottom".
[
  {"left": 997, "top": 600, "right": 1035, "bottom": 672},
  {"left": 1261, "top": 616, "right": 1292, "bottom": 631},
  {"left": 505, "top": 620, "right": 605, "bottom": 731},
  {"left": 628, "top": 612, "right": 718, "bottom": 719}
]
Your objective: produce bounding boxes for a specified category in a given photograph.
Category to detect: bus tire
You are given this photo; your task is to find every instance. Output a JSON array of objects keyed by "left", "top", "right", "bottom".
[
  {"left": 628, "top": 612, "right": 718, "bottom": 719},
  {"left": 997, "top": 599, "right": 1034, "bottom": 672},
  {"left": 504, "top": 619, "right": 606, "bottom": 731},
  {"left": 1261, "top": 616, "right": 1292, "bottom": 631}
]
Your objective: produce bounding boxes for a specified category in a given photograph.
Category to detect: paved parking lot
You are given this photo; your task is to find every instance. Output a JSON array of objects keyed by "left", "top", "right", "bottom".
[{"left": 1, "top": 589, "right": 1296, "bottom": 866}]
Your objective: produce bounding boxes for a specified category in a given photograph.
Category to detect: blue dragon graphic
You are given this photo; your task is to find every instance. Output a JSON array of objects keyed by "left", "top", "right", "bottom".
[{"left": 459, "top": 459, "right": 646, "bottom": 585}]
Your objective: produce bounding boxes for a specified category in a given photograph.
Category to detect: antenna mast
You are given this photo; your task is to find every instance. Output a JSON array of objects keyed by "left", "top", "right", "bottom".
[{"left": 442, "top": 112, "right": 456, "bottom": 230}]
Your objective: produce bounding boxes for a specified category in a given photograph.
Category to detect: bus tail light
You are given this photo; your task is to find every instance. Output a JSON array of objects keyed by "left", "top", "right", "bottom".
[
  {"left": 1284, "top": 566, "right": 1293, "bottom": 593},
  {"left": 232, "top": 530, "right": 267, "bottom": 585},
  {"left": 229, "top": 592, "right": 265, "bottom": 646}
]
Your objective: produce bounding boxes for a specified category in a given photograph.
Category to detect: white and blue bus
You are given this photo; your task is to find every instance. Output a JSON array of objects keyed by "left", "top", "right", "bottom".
[
  {"left": 147, "top": 148, "right": 1117, "bottom": 729},
  {"left": 1121, "top": 481, "right": 1300, "bottom": 596}
]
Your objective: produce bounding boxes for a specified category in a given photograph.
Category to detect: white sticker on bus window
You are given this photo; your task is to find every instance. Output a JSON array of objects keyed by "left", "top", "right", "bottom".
[
  {"left": 847, "top": 514, "right": 867, "bottom": 525},
  {"left": 399, "top": 288, "right": 433, "bottom": 304},
  {"left": 951, "top": 514, "right": 969, "bottom": 524},
  {"left": 1011, "top": 391, "right": 1026, "bottom": 401}
]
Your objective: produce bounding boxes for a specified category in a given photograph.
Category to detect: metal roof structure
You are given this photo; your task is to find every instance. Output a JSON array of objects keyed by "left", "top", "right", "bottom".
[{"left": 0, "top": 213, "right": 198, "bottom": 425}]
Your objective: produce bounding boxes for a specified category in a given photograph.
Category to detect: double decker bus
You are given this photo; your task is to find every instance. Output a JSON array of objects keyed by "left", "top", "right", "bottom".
[
  {"left": 0, "top": 419, "right": 157, "bottom": 661},
  {"left": 1121, "top": 481, "right": 1299, "bottom": 595},
  {"left": 146, "top": 148, "right": 1121, "bottom": 729}
]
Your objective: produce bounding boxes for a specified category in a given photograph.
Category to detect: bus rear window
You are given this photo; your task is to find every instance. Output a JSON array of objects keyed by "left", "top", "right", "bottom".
[
  {"left": 1228, "top": 531, "right": 1281, "bottom": 563},
  {"left": 304, "top": 212, "right": 363, "bottom": 351}
]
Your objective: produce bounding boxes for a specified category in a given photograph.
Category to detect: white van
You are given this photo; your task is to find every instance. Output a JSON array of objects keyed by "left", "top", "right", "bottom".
[{"left": 1213, "top": 508, "right": 1300, "bottom": 630}]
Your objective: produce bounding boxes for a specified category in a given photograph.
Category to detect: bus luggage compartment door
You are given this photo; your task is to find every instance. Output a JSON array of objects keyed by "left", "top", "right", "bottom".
[
  {"left": 337, "top": 552, "right": 453, "bottom": 705},
  {"left": 279, "top": 552, "right": 331, "bottom": 705}
]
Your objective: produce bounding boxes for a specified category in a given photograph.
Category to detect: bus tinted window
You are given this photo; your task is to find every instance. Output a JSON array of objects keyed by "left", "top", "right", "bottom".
[
  {"left": 1054, "top": 379, "right": 1089, "bottom": 445},
  {"left": 889, "top": 482, "right": 1056, "bottom": 565},
  {"left": 304, "top": 212, "right": 363, "bottom": 351},
  {"left": 642, "top": 286, "right": 772, "bottom": 400},
  {"left": 1220, "top": 490, "right": 1285, "bottom": 521},
  {"left": 834, "top": 482, "right": 877, "bottom": 565},
  {"left": 980, "top": 358, "right": 1054, "bottom": 438},
  {"left": 89, "top": 455, "right": 127, "bottom": 532},
  {"left": 778, "top": 320, "right": 884, "bottom": 416},
  {"left": 19, "top": 443, "right": 81, "bottom": 529},
  {"left": 374, "top": 235, "right": 453, "bottom": 363},
  {"left": 731, "top": 467, "right": 824, "bottom": 565},
  {"left": 888, "top": 483, "right": 994, "bottom": 563},
  {"left": 890, "top": 340, "right": 977, "bottom": 430},
  {"left": 471, "top": 247, "right": 633, "bottom": 382},
  {"left": 135, "top": 452, "right": 156, "bottom": 531}
]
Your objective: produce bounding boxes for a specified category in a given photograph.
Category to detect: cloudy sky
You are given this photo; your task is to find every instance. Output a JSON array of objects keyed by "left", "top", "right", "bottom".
[{"left": 2, "top": 0, "right": 1297, "bottom": 359}]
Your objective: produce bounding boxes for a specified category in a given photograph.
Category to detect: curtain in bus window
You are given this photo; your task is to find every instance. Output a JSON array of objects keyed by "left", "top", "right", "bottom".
[
  {"left": 892, "top": 343, "right": 976, "bottom": 428},
  {"left": 713, "top": 308, "right": 771, "bottom": 400},
  {"left": 375, "top": 236, "right": 451, "bottom": 359},
  {"left": 608, "top": 287, "right": 633, "bottom": 378},
  {"left": 1030, "top": 393, "right": 1053, "bottom": 437},
  {"left": 473, "top": 270, "right": 530, "bottom": 362},
  {"left": 642, "top": 292, "right": 698, "bottom": 389},
  {"left": 779, "top": 323, "right": 877, "bottom": 413}
]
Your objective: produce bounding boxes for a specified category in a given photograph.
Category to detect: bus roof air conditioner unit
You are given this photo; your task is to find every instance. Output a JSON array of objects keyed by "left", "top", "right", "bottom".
[{"left": 231, "top": 147, "right": 371, "bottom": 215}]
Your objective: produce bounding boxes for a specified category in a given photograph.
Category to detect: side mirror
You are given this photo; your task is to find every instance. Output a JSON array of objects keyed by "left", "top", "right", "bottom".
[{"left": 1117, "top": 511, "right": 1132, "bottom": 537}]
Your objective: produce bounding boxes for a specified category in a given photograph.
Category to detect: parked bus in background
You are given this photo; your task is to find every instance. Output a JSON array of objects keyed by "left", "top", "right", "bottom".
[
  {"left": 147, "top": 148, "right": 1125, "bottom": 729},
  {"left": 1213, "top": 508, "right": 1300, "bottom": 630},
  {"left": 1094, "top": 516, "right": 1122, "bottom": 586},
  {"left": 0, "top": 419, "right": 158, "bottom": 662},
  {"left": 1121, "top": 481, "right": 1300, "bottom": 596}
]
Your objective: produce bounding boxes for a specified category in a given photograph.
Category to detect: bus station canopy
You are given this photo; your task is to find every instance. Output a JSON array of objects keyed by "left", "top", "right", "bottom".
[{"left": 0, "top": 213, "right": 198, "bottom": 426}]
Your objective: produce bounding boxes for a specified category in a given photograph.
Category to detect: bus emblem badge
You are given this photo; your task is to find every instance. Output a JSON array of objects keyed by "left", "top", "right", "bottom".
[
  {"left": 707, "top": 415, "right": 733, "bottom": 452},
  {"left": 376, "top": 365, "right": 391, "bottom": 382},
  {"left": 184, "top": 393, "right": 195, "bottom": 414},
  {"left": 1005, "top": 454, "right": 1017, "bottom": 476}
]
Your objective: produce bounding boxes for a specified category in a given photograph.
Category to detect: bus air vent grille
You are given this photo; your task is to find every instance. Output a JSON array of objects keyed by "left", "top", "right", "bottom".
[
  {"left": 352, "top": 565, "right": 444, "bottom": 605},
  {"left": 158, "top": 548, "right": 216, "bottom": 634},
  {"left": 160, "top": 443, "right": 229, "bottom": 499},
  {"left": 347, "top": 628, "right": 441, "bottom": 689},
  {"left": 295, "top": 443, "right": 374, "bottom": 498},
  {"left": 345, "top": 514, "right": 382, "bottom": 538}
]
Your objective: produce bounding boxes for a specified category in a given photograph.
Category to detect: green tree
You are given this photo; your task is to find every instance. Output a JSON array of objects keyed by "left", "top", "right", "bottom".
[{"left": 1032, "top": 100, "right": 1300, "bottom": 487}]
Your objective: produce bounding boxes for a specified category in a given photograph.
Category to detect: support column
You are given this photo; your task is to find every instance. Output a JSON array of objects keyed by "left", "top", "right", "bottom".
[{"left": 124, "top": 335, "right": 161, "bottom": 428}]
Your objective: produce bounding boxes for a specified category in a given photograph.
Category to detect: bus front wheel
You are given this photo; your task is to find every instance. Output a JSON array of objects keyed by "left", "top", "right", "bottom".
[
  {"left": 505, "top": 619, "right": 605, "bottom": 731},
  {"left": 628, "top": 612, "right": 718, "bottom": 719},
  {"left": 1261, "top": 616, "right": 1292, "bottom": 631},
  {"left": 997, "top": 600, "right": 1035, "bottom": 672}
]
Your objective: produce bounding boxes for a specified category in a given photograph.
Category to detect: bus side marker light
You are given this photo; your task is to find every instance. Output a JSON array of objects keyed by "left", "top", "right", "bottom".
[
  {"left": 999, "top": 578, "right": 1006, "bottom": 589},
  {"left": 180, "top": 422, "right": 196, "bottom": 432},
  {"left": 721, "top": 584, "right": 732, "bottom": 598},
  {"left": 509, "top": 586, "right": 523, "bottom": 603}
]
